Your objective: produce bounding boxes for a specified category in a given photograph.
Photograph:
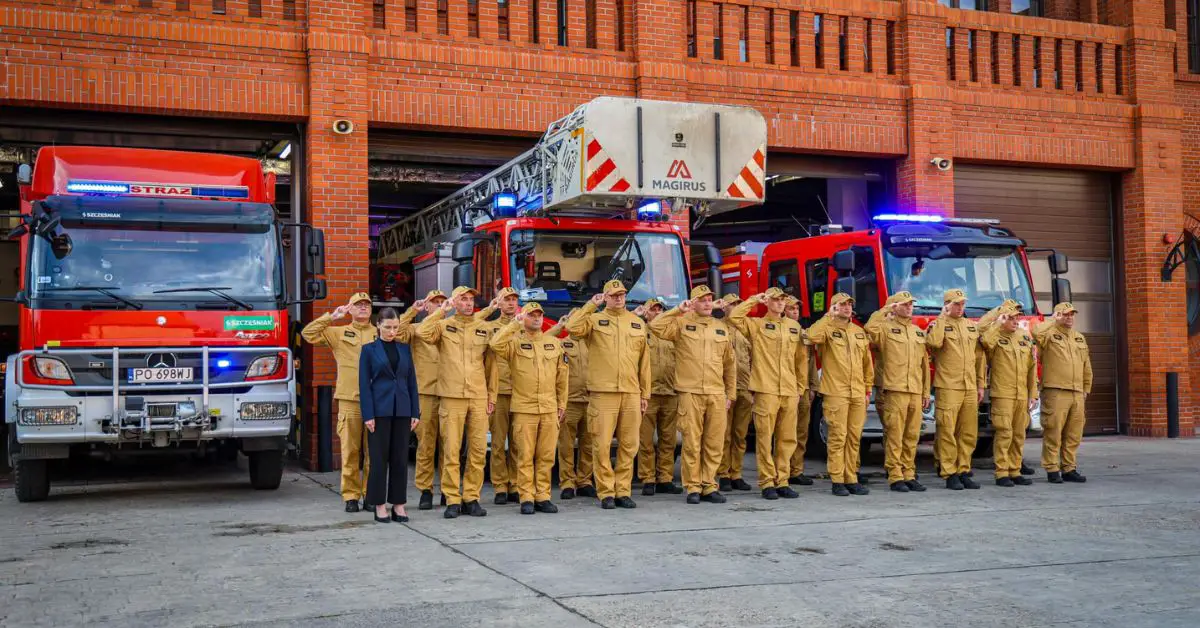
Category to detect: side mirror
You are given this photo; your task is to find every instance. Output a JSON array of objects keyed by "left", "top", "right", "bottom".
[
  {"left": 1051, "top": 278, "right": 1072, "bottom": 308},
  {"left": 832, "top": 250, "right": 856, "bottom": 274},
  {"left": 703, "top": 244, "right": 721, "bottom": 266},
  {"left": 304, "top": 229, "right": 326, "bottom": 275},
  {"left": 706, "top": 267, "right": 722, "bottom": 298},
  {"left": 1048, "top": 252, "right": 1069, "bottom": 276},
  {"left": 452, "top": 236, "right": 477, "bottom": 263},
  {"left": 835, "top": 276, "right": 856, "bottom": 299},
  {"left": 453, "top": 262, "right": 474, "bottom": 290},
  {"left": 303, "top": 278, "right": 328, "bottom": 301}
]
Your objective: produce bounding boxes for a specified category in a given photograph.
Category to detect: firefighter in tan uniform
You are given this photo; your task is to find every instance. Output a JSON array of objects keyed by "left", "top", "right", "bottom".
[
  {"left": 716, "top": 293, "right": 755, "bottom": 493},
  {"left": 395, "top": 290, "right": 448, "bottom": 511},
  {"left": 1033, "top": 302, "right": 1093, "bottom": 484},
  {"left": 864, "top": 291, "right": 931, "bottom": 493},
  {"left": 416, "top": 286, "right": 493, "bottom": 519},
  {"left": 489, "top": 302, "right": 569, "bottom": 514},
  {"left": 806, "top": 293, "right": 873, "bottom": 497},
  {"left": 564, "top": 279, "right": 652, "bottom": 510},
  {"left": 785, "top": 296, "right": 818, "bottom": 486},
  {"left": 980, "top": 304, "right": 1038, "bottom": 487},
  {"left": 482, "top": 286, "right": 521, "bottom": 505},
  {"left": 301, "top": 292, "right": 378, "bottom": 512},
  {"left": 547, "top": 312, "right": 595, "bottom": 500},
  {"left": 978, "top": 299, "right": 1035, "bottom": 477},
  {"left": 729, "top": 287, "right": 809, "bottom": 500},
  {"left": 635, "top": 298, "right": 683, "bottom": 496},
  {"left": 925, "top": 288, "right": 988, "bottom": 491},
  {"left": 649, "top": 285, "right": 736, "bottom": 504}
]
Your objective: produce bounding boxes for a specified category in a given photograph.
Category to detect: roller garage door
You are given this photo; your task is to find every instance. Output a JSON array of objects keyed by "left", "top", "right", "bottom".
[{"left": 954, "top": 165, "right": 1119, "bottom": 435}]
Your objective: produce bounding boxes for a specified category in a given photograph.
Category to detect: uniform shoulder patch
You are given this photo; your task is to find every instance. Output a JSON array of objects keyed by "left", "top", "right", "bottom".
[
  {"left": 598, "top": 319, "right": 611, "bottom": 327},
  {"left": 446, "top": 325, "right": 458, "bottom": 333},
  {"left": 520, "top": 343, "right": 534, "bottom": 350}
]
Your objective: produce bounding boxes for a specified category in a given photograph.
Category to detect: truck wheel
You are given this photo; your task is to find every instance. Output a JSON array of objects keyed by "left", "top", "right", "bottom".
[
  {"left": 248, "top": 450, "right": 284, "bottom": 490},
  {"left": 973, "top": 436, "right": 994, "bottom": 458},
  {"left": 15, "top": 459, "right": 50, "bottom": 502},
  {"left": 806, "top": 397, "right": 828, "bottom": 459}
]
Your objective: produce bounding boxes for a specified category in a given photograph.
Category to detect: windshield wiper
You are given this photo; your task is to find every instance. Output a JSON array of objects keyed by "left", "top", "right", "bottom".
[
  {"left": 153, "top": 286, "right": 253, "bottom": 311},
  {"left": 40, "top": 286, "right": 144, "bottom": 310}
]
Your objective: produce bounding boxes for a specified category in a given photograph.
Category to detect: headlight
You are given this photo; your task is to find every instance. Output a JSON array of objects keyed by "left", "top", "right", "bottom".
[
  {"left": 20, "top": 406, "right": 79, "bottom": 426},
  {"left": 33, "top": 356, "right": 73, "bottom": 382},
  {"left": 245, "top": 355, "right": 282, "bottom": 380},
  {"left": 177, "top": 401, "right": 198, "bottom": 419},
  {"left": 239, "top": 402, "right": 290, "bottom": 420}
]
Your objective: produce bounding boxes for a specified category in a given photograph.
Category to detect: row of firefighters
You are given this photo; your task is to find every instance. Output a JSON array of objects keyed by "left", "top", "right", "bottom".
[{"left": 302, "top": 280, "right": 1094, "bottom": 518}]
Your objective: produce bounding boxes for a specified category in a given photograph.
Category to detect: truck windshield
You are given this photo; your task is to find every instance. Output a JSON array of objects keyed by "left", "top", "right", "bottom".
[
  {"left": 508, "top": 230, "right": 689, "bottom": 307},
  {"left": 882, "top": 243, "right": 1035, "bottom": 315},
  {"left": 29, "top": 222, "right": 284, "bottom": 308}
]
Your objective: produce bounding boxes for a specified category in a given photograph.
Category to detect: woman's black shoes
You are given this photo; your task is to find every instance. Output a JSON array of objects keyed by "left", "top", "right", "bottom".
[
  {"left": 374, "top": 512, "right": 390, "bottom": 523},
  {"left": 391, "top": 512, "right": 409, "bottom": 523}
]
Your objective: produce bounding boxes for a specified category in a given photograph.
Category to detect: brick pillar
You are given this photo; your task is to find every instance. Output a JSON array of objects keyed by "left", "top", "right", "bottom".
[
  {"left": 302, "top": 0, "right": 373, "bottom": 468},
  {"left": 1116, "top": 0, "right": 1194, "bottom": 436},
  {"left": 631, "top": 0, "right": 687, "bottom": 100},
  {"left": 896, "top": 0, "right": 954, "bottom": 215}
]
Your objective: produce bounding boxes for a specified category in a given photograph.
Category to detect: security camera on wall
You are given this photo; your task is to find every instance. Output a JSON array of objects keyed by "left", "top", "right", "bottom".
[
  {"left": 930, "top": 157, "right": 952, "bottom": 171},
  {"left": 332, "top": 119, "right": 355, "bottom": 135}
]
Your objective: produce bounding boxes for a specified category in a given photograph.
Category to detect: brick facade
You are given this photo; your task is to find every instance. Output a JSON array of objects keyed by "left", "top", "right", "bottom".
[{"left": 1, "top": 0, "right": 1196, "bottom": 467}]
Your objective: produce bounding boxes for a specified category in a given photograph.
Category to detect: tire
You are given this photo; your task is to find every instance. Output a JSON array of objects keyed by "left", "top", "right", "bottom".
[
  {"left": 14, "top": 458, "right": 50, "bottom": 502},
  {"left": 806, "top": 396, "right": 827, "bottom": 459},
  {"left": 248, "top": 450, "right": 284, "bottom": 490},
  {"left": 973, "top": 436, "right": 994, "bottom": 458}
]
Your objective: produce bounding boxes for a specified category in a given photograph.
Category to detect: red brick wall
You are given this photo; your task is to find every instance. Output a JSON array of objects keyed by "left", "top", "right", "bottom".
[{"left": 1, "top": 0, "right": 1195, "bottom": 467}]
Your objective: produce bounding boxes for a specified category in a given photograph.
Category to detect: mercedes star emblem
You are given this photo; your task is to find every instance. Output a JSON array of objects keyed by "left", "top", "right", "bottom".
[
  {"left": 146, "top": 352, "right": 177, "bottom": 369},
  {"left": 156, "top": 316, "right": 167, "bottom": 326}
]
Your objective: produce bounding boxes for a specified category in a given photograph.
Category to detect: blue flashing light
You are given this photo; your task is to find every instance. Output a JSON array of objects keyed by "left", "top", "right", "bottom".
[
  {"left": 216, "top": 359, "right": 232, "bottom": 369},
  {"left": 493, "top": 193, "right": 518, "bottom": 216},
  {"left": 637, "top": 200, "right": 662, "bottom": 221},
  {"left": 873, "top": 213, "right": 944, "bottom": 223},
  {"left": 66, "top": 181, "right": 130, "bottom": 194},
  {"left": 192, "top": 186, "right": 250, "bottom": 199}
]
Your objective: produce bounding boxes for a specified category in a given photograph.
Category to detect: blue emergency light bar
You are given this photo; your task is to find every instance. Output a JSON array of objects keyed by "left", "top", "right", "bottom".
[
  {"left": 637, "top": 200, "right": 662, "bottom": 221},
  {"left": 65, "top": 180, "right": 250, "bottom": 199},
  {"left": 493, "top": 192, "right": 518, "bottom": 216},
  {"left": 873, "top": 213, "right": 944, "bottom": 223}
]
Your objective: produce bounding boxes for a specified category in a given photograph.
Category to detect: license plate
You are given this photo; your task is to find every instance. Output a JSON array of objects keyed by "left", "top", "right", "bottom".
[{"left": 128, "top": 367, "right": 194, "bottom": 383}]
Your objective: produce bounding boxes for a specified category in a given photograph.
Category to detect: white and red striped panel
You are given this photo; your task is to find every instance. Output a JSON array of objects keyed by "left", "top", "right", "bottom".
[
  {"left": 725, "top": 146, "right": 766, "bottom": 200},
  {"left": 584, "top": 137, "right": 631, "bottom": 193}
]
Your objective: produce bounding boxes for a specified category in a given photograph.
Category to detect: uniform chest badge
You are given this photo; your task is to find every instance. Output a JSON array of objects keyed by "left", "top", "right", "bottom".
[
  {"left": 1053, "top": 334, "right": 1063, "bottom": 341},
  {"left": 890, "top": 328, "right": 901, "bottom": 334},
  {"left": 715, "top": 329, "right": 726, "bottom": 336},
  {"left": 789, "top": 328, "right": 799, "bottom": 335},
  {"left": 631, "top": 322, "right": 642, "bottom": 329},
  {"left": 598, "top": 319, "right": 611, "bottom": 327},
  {"left": 1074, "top": 337, "right": 1084, "bottom": 343},
  {"left": 765, "top": 323, "right": 776, "bottom": 330},
  {"left": 832, "top": 331, "right": 844, "bottom": 338},
  {"left": 855, "top": 333, "right": 866, "bottom": 340},
  {"left": 967, "top": 326, "right": 977, "bottom": 332},
  {"left": 544, "top": 344, "right": 556, "bottom": 350},
  {"left": 563, "top": 342, "right": 574, "bottom": 348},
  {"left": 446, "top": 325, "right": 458, "bottom": 333},
  {"left": 520, "top": 343, "right": 534, "bottom": 350},
  {"left": 475, "top": 329, "right": 488, "bottom": 337},
  {"left": 343, "top": 330, "right": 356, "bottom": 338},
  {"left": 686, "top": 325, "right": 697, "bottom": 331},
  {"left": 999, "top": 339, "right": 1010, "bottom": 345}
]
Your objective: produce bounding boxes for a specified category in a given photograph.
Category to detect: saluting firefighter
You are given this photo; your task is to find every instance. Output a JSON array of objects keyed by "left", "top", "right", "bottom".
[
  {"left": 729, "top": 288, "right": 809, "bottom": 500},
  {"left": 564, "top": 279, "right": 652, "bottom": 510},
  {"left": 978, "top": 298, "right": 1035, "bottom": 477},
  {"left": 395, "top": 290, "right": 449, "bottom": 511},
  {"left": 1033, "top": 302, "right": 1093, "bottom": 484},
  {"left": 716, "top": 293, "right": 756, "bottom": 493},
  {"left": 301, "top": 292, "right": 378, "bottom": 513},
  {"left": 416, "top": 286, "right": 493, "bottom": 519},
  {"left": 489, "top": 302, "right": 569, "bottom": 514},
  {"left": 785, "top": 296, "right": 819, "bottom": 487},
  {"left": 547, "top": 311, "right": 596, "bottom": 500},
  {"left": 480, "top": 286, "right": 522, "bottom": 505},
  {"left": 634, "top": 298, "right": 684, "bottom": 496},
  {"left": 649, "top": 285, "right": 737, "bottom": 504},
  {"left": 925, "top": 288, "right": 988, "bottom": 491},
  {"left": 980, "top": 304, "right": 1038, "bottom": 487},
  {"left": 806, "top": 293, "right": 874, "bottom": 497},
  {"left": 864, "top": 292, "right": 931, "bottom": 493}
]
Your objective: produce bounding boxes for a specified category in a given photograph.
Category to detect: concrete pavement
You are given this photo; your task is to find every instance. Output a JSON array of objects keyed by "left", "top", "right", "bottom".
[{"left": 1, "top": 437, "right": 1198, "bottom": 627}]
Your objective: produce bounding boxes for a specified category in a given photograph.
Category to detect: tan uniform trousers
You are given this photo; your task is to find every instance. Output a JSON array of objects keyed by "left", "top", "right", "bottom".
[
  {"left": 558, "top": 401, "right": 594, "bottom": 490},
  {"left": 638, "top": 394, "right": 679, "bottom": 484},
  {"left": 489, "top": 394, "right": 518, "bottom": 494},
  {"left": 677, "top": 392, "right": 728, "bottom": 496},
  {"left": 589, "top": 392, "right": 642, "bottom": 499},
  {"left": 789, "top": 393, "right": 813, "bottom": 478},
  {"left": 336, "top": 401, "right": 370, "bottom": 501},
  {"left": 439, "top": 397, "right": 489, "bottom": 506},
  {"left": 718, "top": 390, "right": 754, "bottom": 481},
  {"left": 824, "top": 395, "right": 867, "bottom": 485},
  {"left": 753, "top": 393, "right": 798, "bottom": 489},
  {"left": 1041, "top": 388, "right": 1086, "bottom": 473},
  {"left": 514, "top": 412, "right": 560, "bottom": 503},
  {"left": 413, "top": 394, "right": 441, "bottom": 492},
  {"left": 934, "top": 387, "right": 978, "bottom": 477},
  {"left": 990, "top": 396, "right": 1031, "bottom": 479},
  {"left": 881, "top": 391, "right": 923, "bottom": 484}
]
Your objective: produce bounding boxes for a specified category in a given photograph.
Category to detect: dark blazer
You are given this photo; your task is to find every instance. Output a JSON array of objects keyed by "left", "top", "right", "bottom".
[{"left": 358, "top": 339, "right": 420, "bottom": 421}]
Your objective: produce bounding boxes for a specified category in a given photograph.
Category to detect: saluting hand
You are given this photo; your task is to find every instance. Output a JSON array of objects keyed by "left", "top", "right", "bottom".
[
  {"left": 633, "top": 305, "right": 646, "bottom": 317},
  {"left": 489, "top": 296, "right": 503, "bottom": 309},
  {"left": 440, "top": 300, "right": 455, "bottom": 313},
  {"left": 514, "top": 311, "right": 526, "bottom": 323},
  {"left": 412, "top": 299, "right": 426, "bottom": 311},
  {"left": 331, "top": 305, "right": 350, "bottom": 320},
  {"left": 679, "top": 299, "right": 693, "bottom": 313},
  {"left": 590, "top": 293, "right": 605, "bottom": 307}
]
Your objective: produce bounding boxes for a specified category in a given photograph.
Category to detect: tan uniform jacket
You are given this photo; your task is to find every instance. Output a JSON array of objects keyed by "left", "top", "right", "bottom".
[
  {"left": 925, "top": 315, "right": 987, "bottom": 391},
  {"left": 416, "top": 308, "right": 491, "bottom": 400},
  {"left": 864, "top": 309, "right": 930, "bottom": 396},
  {"left": 564, "top": 302, "right": 652, "bottom": 399},
  {"left": 981, "top": 327, "right": 1038, "bottom": 401},
  {"left": 731, "top": 326, "right": 752, "bottom": 391},
  {"left": 482, "top": 310, "right": 515, "bottom": 394},
  {"left": 1032, "top": 321, "right": 1093, "bottom": 393},
  {"left": 301, "top": 314, "right": 378, "bottom": 401},
  {"left": 648, "top": 309, "right": 736, "bottom": 399},
  {"left": 488, "top": 321, "right": 569, "bottom": 414},
  {"left": 647, "top": 332, "right": 678, "bottom": 396},
  {"left": 549, "top": 321, "right": 590, "bottom": 403},
  {"left": 805, "top": 315, "right": 873, "bottom": 398},
  {"left": 393, "top": 308, "right": 439, "bottom": 394},
  {"left": 728, "top": 301, "right": 808, "bottom": 396}
]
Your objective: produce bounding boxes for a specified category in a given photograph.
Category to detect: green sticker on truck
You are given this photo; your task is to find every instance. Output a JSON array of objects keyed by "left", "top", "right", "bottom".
[{"left": 224, "top": 315, "right": 275, "bottom": 331}]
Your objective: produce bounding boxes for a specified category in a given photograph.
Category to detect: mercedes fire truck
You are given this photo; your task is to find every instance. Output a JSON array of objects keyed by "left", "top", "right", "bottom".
[
  {"left": 4, "top": 147, "right": 328, "bottom": 501},
  {"left": 373, "top": 97, "right": 769, "bottom": 315}
]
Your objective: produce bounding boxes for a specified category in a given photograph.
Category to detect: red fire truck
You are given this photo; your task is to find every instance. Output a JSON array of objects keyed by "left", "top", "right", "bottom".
[
  {"left": 696, "top": 214, "right": 1072, "bottom": 457},
  {"left": 373, "top": 97, "right": 768, "bottom": 316},
  {"left": 4, "top": 147, "right": 328, "bottom": 501}
]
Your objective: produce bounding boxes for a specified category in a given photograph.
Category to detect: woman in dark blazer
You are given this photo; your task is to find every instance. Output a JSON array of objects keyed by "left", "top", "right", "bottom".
[{"left": 358, "top": 308, "right": 421, "bottom": 523}]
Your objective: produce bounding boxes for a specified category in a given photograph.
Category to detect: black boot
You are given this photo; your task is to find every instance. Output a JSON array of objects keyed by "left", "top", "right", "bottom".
[
  {"left": 656, "top": 482, "right": 684, "bottom": 494},
  {"left": 494, "top": 492, "right": 509, "bottom": 506},
  {"left": 777, "top": 486, "right": 799, "bottom": 499},
  {"left": 946, "top": 474, "right": 965, "bottom": 491},
  {"left": 1012, "top": 475, "right": 1033, "bottom": 486},
  {"left": 1047, "top": 471, "right": 1063, "bottom": 484},
  {"left": 507, "top": 491, "right": 520, "bottom": 503},
  {"left": 614, "top": 496, "right": 637, "bottom": 509},
  {"left": 1062, "top": 470, "right": 1087, "bottom": 483},
  {"left": 686, "top": 492, "right": 701, "bottom": 504},
  {"left": 443, "top": 504, "right": 462, "bottom": 519},
  {"left": 848, "top": 483, "right": 870, "bottom": 496},
  {"left": 418, "top": 490, "right": 434, "bottom": 511},
  {"left": 719, "top": 478, "right": 733, "bottom": 492},
  {"left": 520, "top": 501, "right": 535, "bottom": 515},
  {"left": 560, "top": 488, "right": 576, "bottom": 500},
  {"left": 600, "top": 496, "right": 616, "bottom": 509},
  {"left": 440, "top": 494, "right": 447, "bottom": 506},
  {"left": 906, "top": 480, "right": 928, "bottom": 492},
  {"left": 642, "top": 482, "right": 657, "bottom": 496},
  {"left": 831, "top": 483, "right": 850, "bottom": 497},
  {"left": 762, "top": 487, "right": 779, "bottom": 500},
  {"left": 577, "top": 486, "right": 598, "bottom": 498},
  {"left": 960, "top": 473, "right": 981, "bottom": 490},
  {"left": 890, "top": 481, "right": 910, "bottom": 493},
  {"left": 535, "top": 501, "right": 558, "bottom": 513},
  {"left": 700, "top": 491, "right": 726, "bottom": 504},
  {"left": 344, "top": 500, "right": 360, "bottom": 513},
  {"left": 995, "top": 477, "right": 1015, "bottom": 487},
  {"left": 464, "top": 501, "right": 488, "bottom": 517},
  {"left": 789, "top": 474, "right": 814, "bottom": 486},
  {"left": 730, "top": 478, "right": 753, "bottom": 491},
  {"left": 1020, "top": 463, "right": 1035, "bottom": 475},
  {"left": 857, "top": 473, "right": 870, "bottom": 485}
]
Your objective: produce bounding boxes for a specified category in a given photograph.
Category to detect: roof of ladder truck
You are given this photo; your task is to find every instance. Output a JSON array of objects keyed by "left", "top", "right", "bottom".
[{"left": 376, "top": 97, "right": 769, "bottom": 263}]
